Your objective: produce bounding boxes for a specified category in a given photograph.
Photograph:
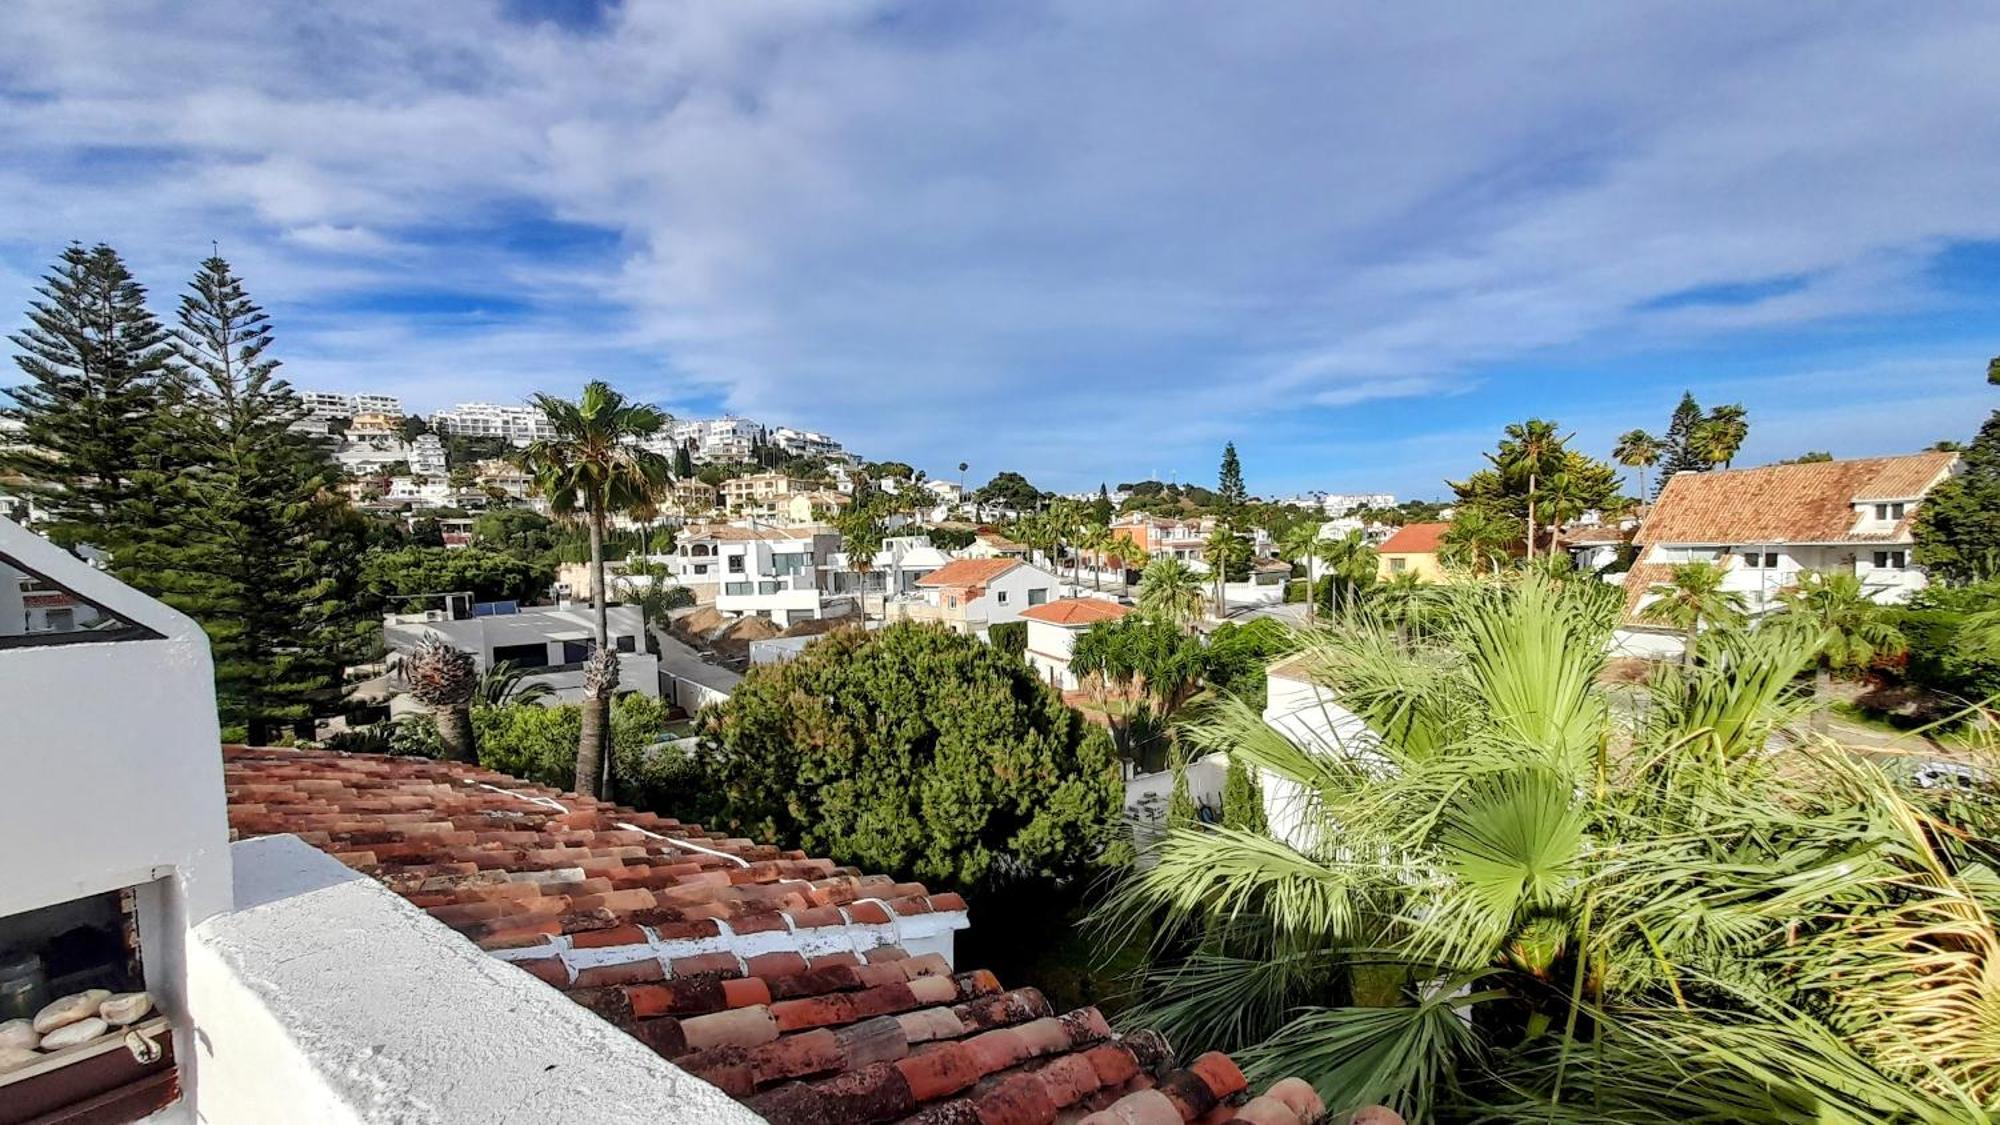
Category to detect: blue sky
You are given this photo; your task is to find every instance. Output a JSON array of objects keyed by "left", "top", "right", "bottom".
[{"left": 3, "top": 2, "right": 1999, "bottom": 499}]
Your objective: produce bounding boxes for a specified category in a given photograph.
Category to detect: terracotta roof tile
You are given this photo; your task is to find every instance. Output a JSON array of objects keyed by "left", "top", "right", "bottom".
[
  {"left": 916, "top": 558, "right": 1019, "bottom": 588},
  {"left": 1379, "top": 522, "right": 1450, "bottom": 554},
  {"left": 1638, "top": 452, "right": 1957, "bottom": 547},
  {"left": 221, "top": 746, "right": 1372, "bottom": 1124},
  {"left": 1018, "top": 598, "right": 1134, "bottom": 626}
]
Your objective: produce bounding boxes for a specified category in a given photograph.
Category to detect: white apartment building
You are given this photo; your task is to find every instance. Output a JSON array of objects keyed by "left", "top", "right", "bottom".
[
  {"left": 1320, "top": 493, "right": 1396, "bottom": 517},
  {"left": 672, "top": 417, "right": 762, "bottom": 464},
  {"left": 297, "top": 391, "right": 404, "bottom": 420},
  {"left": 409, "top": 433, "right": 448, "bottom": 476},
  {"left": 1616, "top": 452, "right": 1961, "bottom": 658},
  {"left": 431, "top": 403, "right": 558, "bottom": 447},
  {"left": 672, "top": 524, "right": 845, "bottom": 626},
  {"left": 770, "top": 426, "right": 844, "bottom": 460}
]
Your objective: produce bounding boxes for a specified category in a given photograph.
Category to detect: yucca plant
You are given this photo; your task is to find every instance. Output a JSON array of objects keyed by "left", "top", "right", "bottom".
[
  {"left": 1099, "top": 573, "right": 2000, "bottom": 1123},
  {"left": 400, "top": 634, "right": 478, "bottom": 763}
]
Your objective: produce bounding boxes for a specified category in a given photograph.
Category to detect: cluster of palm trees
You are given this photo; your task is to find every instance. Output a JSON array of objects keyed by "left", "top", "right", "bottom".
[
  {"left": 1104, "top": 573, "right": 2000, "bottom": 1123},
  {"left": 1013, "top": 500, "right": 1141, "bottom": 595},
  {"left": 1279, "top": 524, "right": 1383, "bottom": 619}
]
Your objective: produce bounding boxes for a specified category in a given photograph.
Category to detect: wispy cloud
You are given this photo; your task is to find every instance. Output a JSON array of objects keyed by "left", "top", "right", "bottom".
[{"left": 1, "top": 1, "right": 1998, "bottom": 493}]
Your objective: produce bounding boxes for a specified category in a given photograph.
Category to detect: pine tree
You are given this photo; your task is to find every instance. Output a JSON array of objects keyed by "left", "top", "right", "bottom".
[
  {"left": 1217, "top": 442, "right": 1247, "bottom": 514},
  {"left": 1656, "top": 391, "right": 1711, "bottom": 489},
  {"left": 674, "top": 442, "right": 695, "bottom": 479},
  {"left": 123, "top": 257, "right": 366, "bottom": 743},
  {"left": 1, "top": 243, "right": 171, "bottom": 551}
]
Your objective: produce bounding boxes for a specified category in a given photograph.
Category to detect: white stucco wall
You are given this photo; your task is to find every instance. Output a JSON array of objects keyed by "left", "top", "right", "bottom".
[
  {"left": 189, "top": 836, "right": 763, "bottom": 1125},
  {"left": 1259, "top": 663, "right": 1379, "bottom": 852},
  {"left": 0, "top": 518, "right": 233, "bottom": 1122}
]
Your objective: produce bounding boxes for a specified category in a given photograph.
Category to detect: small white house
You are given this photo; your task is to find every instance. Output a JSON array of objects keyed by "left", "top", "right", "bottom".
[
  {"left": 1021, "top": 597, "right": 1132, "bottom": 689},
  {"left": 905, "top": 558, "right": 1062, "bottom": 637}
]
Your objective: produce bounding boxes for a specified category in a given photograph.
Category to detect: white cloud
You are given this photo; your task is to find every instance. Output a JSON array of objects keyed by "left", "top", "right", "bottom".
[{"left": 1, "top": 1, "right": 1998, "bottom": 490}]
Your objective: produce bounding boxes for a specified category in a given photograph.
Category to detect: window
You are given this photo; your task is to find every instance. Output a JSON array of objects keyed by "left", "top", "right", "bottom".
[
  {"left": 692, "top": 564, "right": 709, "bottom": 576},
  {"left": 724, "top": 581, "right": 752, "bottom": 595},
  {"left": 615, "top": 635, "right": 636, "bottom": 653},
  {"left": 727, "top": 555, "right": 745, "bottom": 573},
  {"left": 758, "top": 581, "right": 779, "bottom": 595},
  {"left": 1389, "top": 558, "right": 1406, "bottom": 573},
  {"left": 492, "top": 642, "right": 548, "bottom": 669},
  {"left": 996, "top": 590, "right": 1009, "bottom": 605},
  {"left": 1874, "top": 502, "right": 1906, "bottom": 521},
  {"left": 1027, "top": 588, "right": 1049, "bottom": 606},
  {"left": 1873, "top": 550, "right": 1908, "bottom": 569},
  {"left": 561, "top": 640, "right": 593, "bottom": 664}
]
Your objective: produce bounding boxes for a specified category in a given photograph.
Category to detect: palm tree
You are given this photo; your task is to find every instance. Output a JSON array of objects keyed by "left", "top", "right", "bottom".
[
  {"left": 836, "top": 509, "right": 885, "bottom": 622},
  {"left": 615, "top": 562, "right": 695, "bottom": 655},
  {"left": 1612, "top": 429, "right": 1663, "bottom": 506},
  {"left": 1641, "top": 560, "right": 1747, "bottom": 665},
  {"left": 1280, "top": 523, "right": 1323, "bottom": 621},
  {"left": 1203, "top": 524, "right": 1251, "bottom": 616},
  {"left": 475, "top": 659, "right": 557, "bottom": 708},
  {"left": 1101, "top": 576, "right": 2000, "bottom": 1123},
  {"left": 1776, "top": 570, "right": 1908, "bottom": 710},
  {"left": 1313, "top": 529, "right": 1378, "bottom": 616},
  {"left": 519, "top": 381, "right": 672, "bottom": 798},
  {"left": 1487, "top": 419, "right": 1568, "bottom": 559},
  {"left": 1109, "top": 530, "right": 1141, "bottom": 598},
  {"left": 1697, "top": 404, "right": 1750, "bottom": 468},
  {"left": 1077, "top": 522, "right": 1113, "bottom": 591},
  {"left": 400, "top": 635, "right": 478, "bottom": 763},
  {"left": 1138, "top": 557, "right": 1205, "bottom": 632},
  {"left": 1440, "top": 507, "right": 1520, "bottom": 576}
]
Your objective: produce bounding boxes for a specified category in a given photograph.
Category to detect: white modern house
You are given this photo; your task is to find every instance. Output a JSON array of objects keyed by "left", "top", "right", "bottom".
[
  {"left": 829, "top": 535, "right": 954, "bottom": 602},
  {"left": 671, "top": 524, "right": 845, "bottom": 626},
  {"left": 381, "top": 602, "right": 659, "bottom": 710},
  {"left": 1615, "top": 451, "right": 1960, "bottom": 658},
  {"left": 1021, "top": 597, "right": 1132, "bottom": 689}
]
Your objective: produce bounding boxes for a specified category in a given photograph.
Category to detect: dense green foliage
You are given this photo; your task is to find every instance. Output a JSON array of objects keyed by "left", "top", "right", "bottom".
[
  {"left": 976, "top": 470, "right": 1043, "bottom": 511},
  {"left": 1889, "top": 581, "right": 2000, "bottom": 704},
  {"left": 1202, "top": 618, "right": 1293, "bottom": 709},
  {"left": 1915, "top": 408, "right": 2000, "bottom": 582},
  {"left": 361, "top": 546, "right": 554, "bottom": 607},
  {"left": 988, "top": 620, "right": 1027, "bottom": 656},
  {"left": 697, "top": 623, "right": 1123, "bottom": 888},
  {"left": 1219, "top": 756, "right": 1266, "bottom": 832},
  {"left": 1106, "top": 576, "right": 2000, "bottom": 1123},
  {"left": 473, "top": 693, "right": 685, "bottom": 796}
]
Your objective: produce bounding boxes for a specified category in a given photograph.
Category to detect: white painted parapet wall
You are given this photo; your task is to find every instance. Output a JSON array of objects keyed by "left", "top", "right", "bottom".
[{"left": 189, "top": 836, "right": 764, "bottom": 1125}]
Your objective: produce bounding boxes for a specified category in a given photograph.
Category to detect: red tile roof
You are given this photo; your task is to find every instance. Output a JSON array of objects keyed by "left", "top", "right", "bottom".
[
  {"left": 1378, "top": 522, "right": 1450, "bottom": 554},
  {"left": 1018, "top": 599, "right": 1132, "bottom": 627},
  {"left": 1637, "top": 452, "right": 1957, "bottom": 547},
  {"left": 917, "top": 558, "right": 1019, "bottom": 588},
  {"left": 223, "top": 747, "right": 1357, "bottom": 1125}
]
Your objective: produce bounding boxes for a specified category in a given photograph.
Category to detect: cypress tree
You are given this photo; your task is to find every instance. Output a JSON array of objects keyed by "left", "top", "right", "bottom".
[
  {"left": 1, "top": 243, "right": 171, "bottom": 552},
  {"left": 1220, "top": 757, "right": 1267, "bottom": 832},
  {"left": 125, "top": 256, "right": 366, "bottom": 742}
]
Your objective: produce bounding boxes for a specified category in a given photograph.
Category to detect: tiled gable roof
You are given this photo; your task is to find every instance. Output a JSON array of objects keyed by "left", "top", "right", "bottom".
[
  {"left": 1018, "top": 599, "right": 1132, "bottom": 627},
  {"left": 223, "top": 748, "right": 1351, "bottom": 1125},
  {"left": 1638, "top": 452, "right": 1957, "bottom": 547},
  {"left": 1378, "top": 522, "right": 1449, "bottom": 554},
  {"left": 917, "top": 558, "right": 1019, "bottom": 588}
]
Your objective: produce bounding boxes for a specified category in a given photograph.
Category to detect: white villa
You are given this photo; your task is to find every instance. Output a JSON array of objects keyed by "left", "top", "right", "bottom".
[
  {"left": 1616, "top": 451, "right": 1960, "bottom": 658},
  {"left": 1021, "top": 597, "right": 1132, "bottom": 690},
  {"left": 381, "top": 601, "right": 659, "bottom": 710}
]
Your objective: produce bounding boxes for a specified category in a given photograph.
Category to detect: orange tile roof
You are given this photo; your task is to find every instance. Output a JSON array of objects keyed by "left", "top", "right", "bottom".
[
  {"left": 1637, "top": 452, "right": 1957, "bottom": 547},
  {"left": 221, "top": 747, "right": 1342, "bottom": 1125},
  {"left": 917, "top": 558, "right": 1019, "bottom": 587},
  {"left": 1018, "top": 598, "right": 1133, "bottom": 627},
  {"left": 1379, "top": 522, "right": 1451, "bottom": 554}
]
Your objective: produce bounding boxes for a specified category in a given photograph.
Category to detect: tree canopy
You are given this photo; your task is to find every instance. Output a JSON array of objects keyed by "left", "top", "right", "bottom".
[
  {"left": 696, "top": 623, "right": 1124, "bottom": 888},
  {"left": 361, "top": 546, "right": 554, "bottom": 608},
  {"left": 1915, "top": 406, "right": 2000, "bottom": 582},
  {"left": 976, "top": 470, "right": 1043, "bottom": 512}
]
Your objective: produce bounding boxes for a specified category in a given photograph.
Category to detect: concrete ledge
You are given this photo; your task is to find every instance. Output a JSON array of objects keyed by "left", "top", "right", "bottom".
[{"left": 187, "top": 835, "right": 762, "bottom": 1125}]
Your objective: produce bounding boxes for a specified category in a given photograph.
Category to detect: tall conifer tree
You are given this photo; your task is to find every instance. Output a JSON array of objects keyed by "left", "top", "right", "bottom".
[
  {"left": 1, "top": 243, "right": 171, "bottom": 551},
  {"left": 1655, "top": 391, "right": 1711, "bottom": 488},
  {"left": 125, "top": 256, "right": 366, "bottom": 742}
]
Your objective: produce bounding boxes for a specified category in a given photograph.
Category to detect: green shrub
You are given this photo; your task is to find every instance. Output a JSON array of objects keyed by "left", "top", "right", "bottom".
[{"left": 988, "top": 621, "right": 1027, "bottom": 656}]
